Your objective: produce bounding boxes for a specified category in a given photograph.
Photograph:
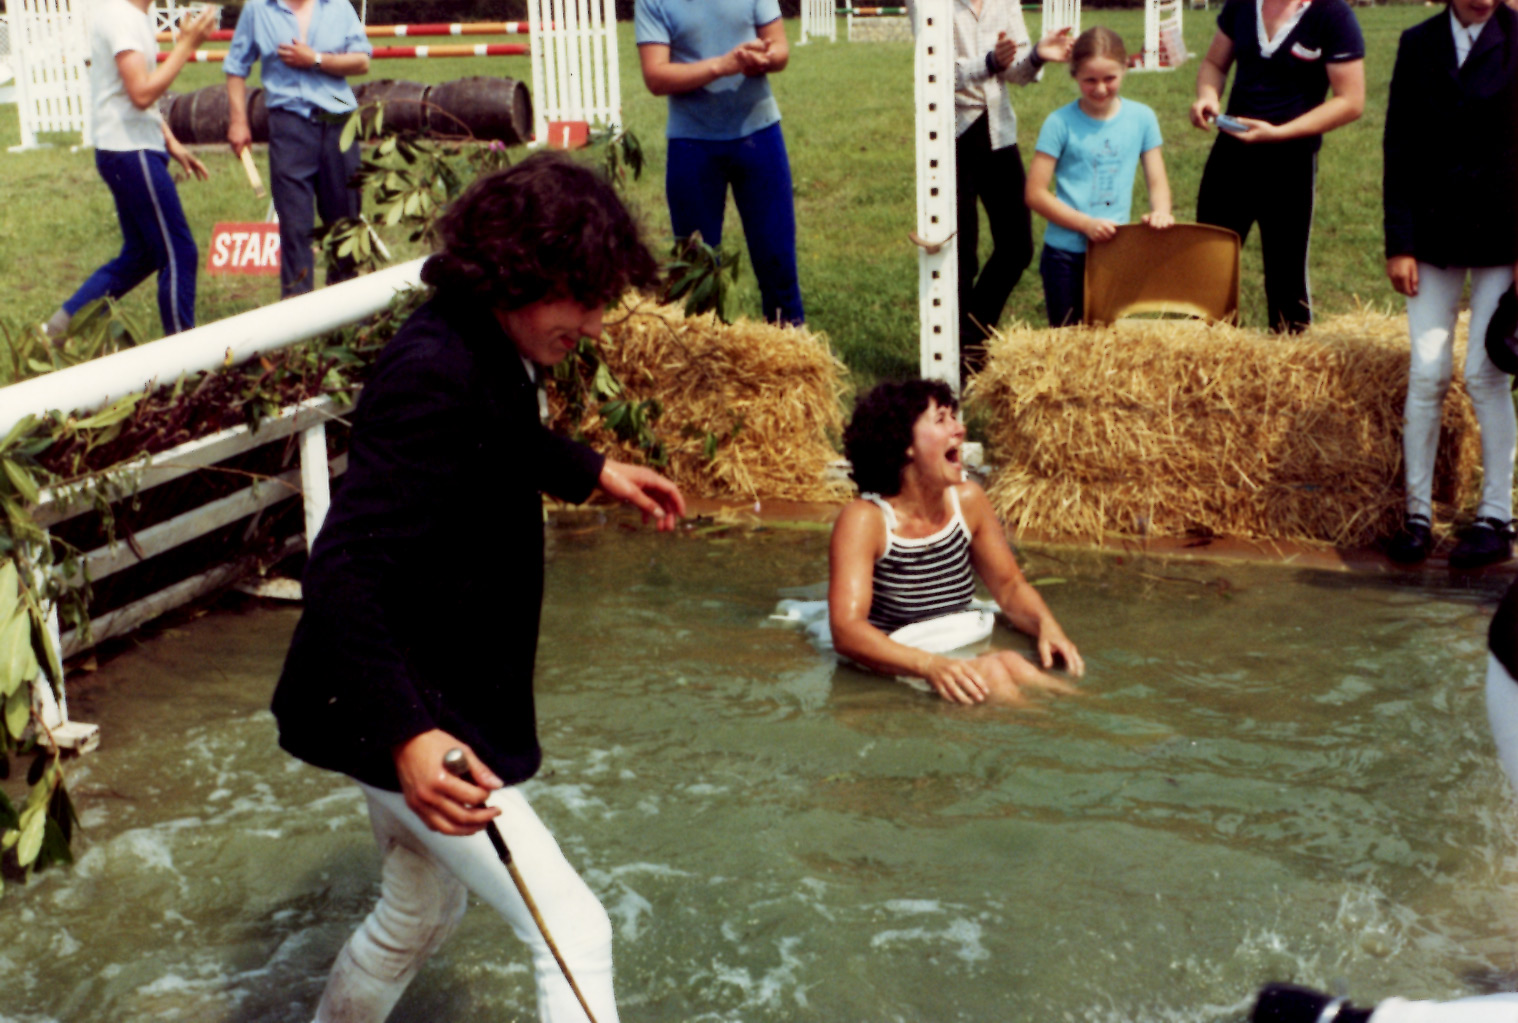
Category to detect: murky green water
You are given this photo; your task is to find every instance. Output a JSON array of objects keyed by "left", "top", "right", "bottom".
[{"left": 5, "top": 522, "right": 1518, "bottom": 1023}]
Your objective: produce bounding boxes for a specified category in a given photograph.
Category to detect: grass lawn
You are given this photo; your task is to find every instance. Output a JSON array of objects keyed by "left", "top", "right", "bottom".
[{"left": 0, "top": 6, "right": 1431, "bottom": 390}]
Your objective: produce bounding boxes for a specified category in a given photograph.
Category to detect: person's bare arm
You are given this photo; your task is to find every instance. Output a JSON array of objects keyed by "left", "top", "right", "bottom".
[
  {"left": 753, "top": 18, "right": 789, "bottom": 74},
  {"left": 1024, "top": 151, "right": 1117, "bottom": 243},
  {"left": 226, "top": 74, "right": 252, "bottom": 154},
  {"left": 1231, "top": 58, "right": 1364, "bottom": 143},
  {"left": 1139, "top": 147, "right": 1173, "bottom": 228},
  {"left": 1190, "top": 30, "right": 1234, "bottom": 129},
  {"left": 115, "top": 5, "right": 219, "bottom": 110},
  {"left": 637, "top": 39, "right": 768, "bottom": 95}
]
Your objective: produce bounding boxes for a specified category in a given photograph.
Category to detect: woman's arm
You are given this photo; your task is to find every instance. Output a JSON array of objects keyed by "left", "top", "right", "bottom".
[
  {"left": 961, "top": 483, "right": 1084, "bottom": 675},
  {"left": 1232, "top": 58, "right": 1365, "bottom": 143},
  {"left": 1139, "top": 147, "right": 1174, "bottom": 228},
  {"left": 1025, "top": 150, "right": 1118, "bottom": 243},
  {"left": 162, "top": 122, "right": 209, "bottom": 180},
  {"left": 828, "top": 501, "right": 992, "bottom": 704},
  {"left": 754, "top": 18, "right": 789, "bottom": 74},
  {"left": 1190, "top": 30, "right": 1234, "bottom": 129},
  {"left": 114, "top": 5, "right": 219, "bottom": 110}
]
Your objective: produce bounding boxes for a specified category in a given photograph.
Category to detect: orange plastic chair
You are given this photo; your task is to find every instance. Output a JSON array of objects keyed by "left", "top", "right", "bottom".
[{"left": 1082, "top": 223, "right": 1241, "bottom": 325}]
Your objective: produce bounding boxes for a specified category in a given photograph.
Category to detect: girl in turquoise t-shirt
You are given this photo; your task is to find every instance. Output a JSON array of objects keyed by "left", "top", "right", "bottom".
[{"left": 1025, "top": 26, "right": 1173, "bottom": 326}]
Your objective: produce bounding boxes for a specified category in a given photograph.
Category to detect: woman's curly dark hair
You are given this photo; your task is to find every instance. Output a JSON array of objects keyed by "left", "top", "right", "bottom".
[
  {"left": 843, "top": 378, "right": 958, "bottom": 496},
  {"left": 421, "top": 152, "right": 660, "bottom": 310}
]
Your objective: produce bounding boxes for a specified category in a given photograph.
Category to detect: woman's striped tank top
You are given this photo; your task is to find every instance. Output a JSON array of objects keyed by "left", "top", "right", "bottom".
[{"left": 866, "top": 488, "right": 976, "bottom": 632}]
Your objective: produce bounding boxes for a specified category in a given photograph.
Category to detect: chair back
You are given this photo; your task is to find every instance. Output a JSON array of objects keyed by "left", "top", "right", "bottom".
[{"left": 1082, "top": 223, "right": 1241, "bottom": 325}]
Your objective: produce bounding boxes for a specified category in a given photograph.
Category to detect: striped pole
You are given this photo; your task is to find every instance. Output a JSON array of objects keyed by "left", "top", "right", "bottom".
[
  {"left": 837, "top": 6, "right": 908, "bottom": 12},
  {"left": 157, "top": 42, "right": 529, "bottom": 62},
  {"left": 156, "top": 21, "right": 542, "bottom": 43}
]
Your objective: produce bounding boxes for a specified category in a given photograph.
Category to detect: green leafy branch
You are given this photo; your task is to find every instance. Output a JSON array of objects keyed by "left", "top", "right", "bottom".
[{"left": 664, "top": 233, "right": 743, "bottom": 324}]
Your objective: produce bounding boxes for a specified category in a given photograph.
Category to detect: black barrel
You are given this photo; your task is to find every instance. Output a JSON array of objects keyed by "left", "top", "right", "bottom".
[
  {"left": 247, "top": 87, "right": 269, "bottom": 144},
  {"left": 427, "top": 76, "right": 531, "bottom": 146},
  {"left": 353, "top": 79, "right": 431, "bottom": 135},
  {"left": 161, "top": 86, "right": 267, "bottom": 144}
]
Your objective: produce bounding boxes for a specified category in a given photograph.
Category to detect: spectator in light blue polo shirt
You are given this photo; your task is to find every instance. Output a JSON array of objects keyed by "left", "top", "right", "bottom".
[
  {"left": 224, "top": 0, "right": 372, "bottom": 297},
  {"left": 635, "top": 0, "right": 804, "bottom": 326}
]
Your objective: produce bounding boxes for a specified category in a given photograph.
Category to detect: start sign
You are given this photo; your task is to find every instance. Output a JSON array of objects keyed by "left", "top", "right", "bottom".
[{"left": 207, "top": 223, "right": 281, "bottom": 275}]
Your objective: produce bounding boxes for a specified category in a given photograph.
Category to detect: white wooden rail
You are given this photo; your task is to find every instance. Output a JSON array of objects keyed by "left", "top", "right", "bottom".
[
  {"left": 3, "top": 259, "right": 428, "bottom": 753},
  {"left": 10, "top": 0, "right": 90, "bottom": 152},
  {"left": 527, "top": 0, "right": 621, "bottom": 143},
  {"left": 799, "top": 0, "right": 837, "bottom": 44}
]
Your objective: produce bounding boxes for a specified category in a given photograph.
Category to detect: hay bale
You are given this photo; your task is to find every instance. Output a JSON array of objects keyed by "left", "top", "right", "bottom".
[
  {"left": 549, "top": 296, "right": 853, "bottom": 503},
  {"left": 969, "top": 310, "right": 1483, "bottom": 547}
]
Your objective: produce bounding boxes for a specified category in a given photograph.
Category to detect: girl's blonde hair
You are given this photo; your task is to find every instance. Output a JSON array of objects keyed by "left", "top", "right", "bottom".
[{"left": 1070, "top": 26, "right": 1128, "bottom": 73}]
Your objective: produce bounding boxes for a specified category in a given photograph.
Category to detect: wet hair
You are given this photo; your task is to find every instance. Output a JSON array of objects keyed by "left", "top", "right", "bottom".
[
  {"left": 843, "top": 378, "right": 958, "bottom": 497},
  {"left": 1070, "top": 25, "right": 1128, "bottom": 74},
  {"left": 421, "top": 152, "right": 660, "bottom": 311}
]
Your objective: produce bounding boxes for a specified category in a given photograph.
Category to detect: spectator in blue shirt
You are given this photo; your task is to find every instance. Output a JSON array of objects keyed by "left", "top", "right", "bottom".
[
  {"left": 224, "top": 0, "right": 372, "bottom": 298},
  {"left": 634, "top": 0, "right": 804, "bottom": 327}
]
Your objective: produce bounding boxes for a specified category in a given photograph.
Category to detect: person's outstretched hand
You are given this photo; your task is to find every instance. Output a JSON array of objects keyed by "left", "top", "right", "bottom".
[{"left": 599, "top": 458, "right": 686, "bottom": 531}]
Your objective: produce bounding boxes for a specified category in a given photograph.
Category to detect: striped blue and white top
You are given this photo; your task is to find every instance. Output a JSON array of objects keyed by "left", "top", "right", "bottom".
[{"left": 866, "top": 488, "right": 976, "bottom": 632}]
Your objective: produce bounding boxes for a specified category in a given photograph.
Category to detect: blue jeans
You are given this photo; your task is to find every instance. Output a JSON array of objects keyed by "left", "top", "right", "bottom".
[
  {"left": 64, "top": 148, "right": 198, "bottom": 334},
  {"left": 665, "top": 122, "right": 804, "bottom": 326},
  {"left": 1040, "top": 244, "right": 1086, "bottom": 327}
]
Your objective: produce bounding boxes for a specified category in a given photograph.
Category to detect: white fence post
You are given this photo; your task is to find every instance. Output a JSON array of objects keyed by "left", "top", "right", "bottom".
[
  {"left": 527, "top": 0, "right": 621, "bottom": 144},
  {"left": 913, "top": 0, "right": 959, "bottom": 394},
  {"left": 1135, "top": 0, "right": 1186, "bottom": 71},
  {"left": 10, "top": 0, "right": 90, "bottom": 152},
  {"left": 1040, "top": 0, "right": 1081, "bottom": 39},
  {"left": 799, "top": 0, "right": 837, "bottom": 44}
]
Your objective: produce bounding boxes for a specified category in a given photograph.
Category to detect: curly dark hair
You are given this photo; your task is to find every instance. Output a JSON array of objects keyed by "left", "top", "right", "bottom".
[
  {"left": 843, "top": 378, "right": 958, "bottom": 496},
  {"left": 421, "top": 152, "right": 660, "bottom": 311}
]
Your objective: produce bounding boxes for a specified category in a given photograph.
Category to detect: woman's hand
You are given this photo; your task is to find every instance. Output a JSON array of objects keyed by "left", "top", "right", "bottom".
[
  {"left": 1142, "top": 210, "right": 1174, "bottom": 229},
  {"left": 1387, "top": 255, "right": 1419, "bottom": 298},
  {"left": 1228, "top": 116, "right": 1282, "bottom": 144},
  {"left": 1035, "top": 26, "right": 1074, "bottom": 64},
  {"left": 1189, "top": 96, "right": 1221, "bottom": 130},
  {"left": 1082, "top": 216, "right": 1119, "bottom": 243},
  {"left": 923, "top": 654, "right": 990, "bottom": 705},
  {"left": 393, "top": 729, "right": 504, "bottom": 835},
  {"left": 1036, "top": 621, "right": 1084, "bottom": 677}
]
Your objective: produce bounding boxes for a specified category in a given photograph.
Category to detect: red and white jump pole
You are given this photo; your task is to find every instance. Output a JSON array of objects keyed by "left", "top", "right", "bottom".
[
  {"left": 156, "top": 21, "right": 541, "bottom": 43},
  {"left": 158, "top": 42, "right": 529, "bottom": 62}
]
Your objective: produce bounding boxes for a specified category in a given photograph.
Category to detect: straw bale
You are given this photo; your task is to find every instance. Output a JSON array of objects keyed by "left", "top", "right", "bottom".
[
  {"left": 969, "top": 311, "right": 1483, "bottom": 546},
  {"left": 548, "top": 295, "right": 853, "bottom": 503}
]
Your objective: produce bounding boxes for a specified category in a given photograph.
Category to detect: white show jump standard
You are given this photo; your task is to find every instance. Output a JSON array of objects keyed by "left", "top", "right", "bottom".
[
  {"left": 9, "top": 0, "right": 90, "bottom": 151},
  {"left": 1041, "top": 0, "right": 1081, "bottom": 40},
  {"left": 799, "top": 0, "right": 837, "bottom": 44},
  {"left": 1134, "top": 0, "right": 1187, "bottom": 71},
  {"left": 527, "top": 0, "right": 620, "bottom": 144},
  {"left": 1, "top": 259, "right": 427, "bottom": 754},
  {"left": 912, "top": 0, "right": 960, "bottom": 393}
]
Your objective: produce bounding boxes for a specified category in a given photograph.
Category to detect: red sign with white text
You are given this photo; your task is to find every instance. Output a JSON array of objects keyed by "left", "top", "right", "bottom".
[{"left": 207, "top": 223, "right": 281, "bottom": 276}]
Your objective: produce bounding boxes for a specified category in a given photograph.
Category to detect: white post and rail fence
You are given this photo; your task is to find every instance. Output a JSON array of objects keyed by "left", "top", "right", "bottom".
[{"left": 0, "top": 259, "right": 428, "bottom": 754}]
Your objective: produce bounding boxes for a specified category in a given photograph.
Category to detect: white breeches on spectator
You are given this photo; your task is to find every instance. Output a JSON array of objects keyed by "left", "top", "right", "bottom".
[
  {"left": 313, "top": 783, "right": 618, "bottom": 1023},
  {"left": 1488, "top": 653, "right": 1518, "bottom": 802},
  {"left": 1403, "top": 264, "right": 1516, "bottom": 522}
]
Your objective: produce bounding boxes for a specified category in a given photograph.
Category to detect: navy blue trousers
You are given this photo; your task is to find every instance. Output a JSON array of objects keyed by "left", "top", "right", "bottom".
[
  {"left": 665, "top": 122, "right": 804, "bottom": 326},
  {"left": 65, "top": 148, "right": 198, "bottom": 335},
  {"left": 268, "top": 108, "right": 362, "bottom": 298}
]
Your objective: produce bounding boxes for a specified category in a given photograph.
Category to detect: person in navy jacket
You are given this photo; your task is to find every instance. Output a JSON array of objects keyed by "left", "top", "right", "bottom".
[
  {"left": 272, "top": 154, "right": 685, "bottom": 1023},
  {"left": 1382, "top": 0, "right": 1517, "bottom": 568}
]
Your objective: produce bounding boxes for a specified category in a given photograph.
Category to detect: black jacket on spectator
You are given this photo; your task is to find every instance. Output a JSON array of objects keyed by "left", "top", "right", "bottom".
[
  {"left": 272, "top": 296, "right": 604, "bottom": 791},
  {"left": 1384, "top": 4, "right": 1517, "bottom": 268}
]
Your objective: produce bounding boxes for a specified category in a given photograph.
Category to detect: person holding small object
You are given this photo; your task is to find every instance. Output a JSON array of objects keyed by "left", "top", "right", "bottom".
[
  {"left": 223, "top": 0, "right": 372, "bottom": 298},
  {"left": 905, "top": 0, "right": 1074, "bottom": 377},
  {"left": 42, "top": 1, "right": 219, "bottom": 342},
  {"left": 634, "top": 0, "right": 805, "bottom": 327},
  {"left": 828, "top": 379, "right": 1083, "bottom": 706},
  {"left": 1025, "top": 26, "right": 1173, "bottom": 328},
  {"left": 271, "top": 155, "right": 684, "bottom": 1023},
  {"left": 1189, "top": 0, "right": 1365, "bottom": 334},
  {"left": 1381, "top": 0, "right": 1517, "bottom": 568}
]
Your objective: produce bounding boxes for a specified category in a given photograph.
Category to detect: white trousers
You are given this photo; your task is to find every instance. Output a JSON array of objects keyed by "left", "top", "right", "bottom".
[
  {"left": 1403, "top": 264, "right": 1516, "bottom": 522},
  {"left": 1370, "top": 995, "right": 1518, "bottom": 1023},
  {"left": 313, "top": 783, "right": 618, "bottom": 1023}
]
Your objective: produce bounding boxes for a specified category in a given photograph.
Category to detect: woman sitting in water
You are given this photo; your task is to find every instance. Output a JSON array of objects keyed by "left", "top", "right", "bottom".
[{"left": 828, "top": 378, "right": 1084, "bottom": 705}]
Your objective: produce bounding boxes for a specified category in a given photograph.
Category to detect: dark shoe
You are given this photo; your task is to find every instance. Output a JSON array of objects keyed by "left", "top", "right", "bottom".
[
  {"left": 1250, "top": 983, "right": 1372, "bottom": 1023},
  {"left": 1449, "top": 516, "right": 1515, "bottom": 570},
  {"left": 1386, "top": 513, "right": 1432, "bottom": 564}
]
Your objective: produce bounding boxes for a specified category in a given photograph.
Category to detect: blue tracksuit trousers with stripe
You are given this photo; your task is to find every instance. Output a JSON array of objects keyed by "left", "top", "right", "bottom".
[{"left": 64, "top": 148, "right": 198, "bottom": 335}]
